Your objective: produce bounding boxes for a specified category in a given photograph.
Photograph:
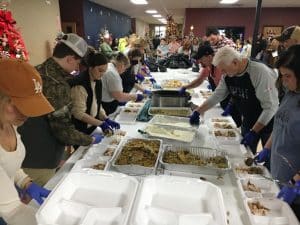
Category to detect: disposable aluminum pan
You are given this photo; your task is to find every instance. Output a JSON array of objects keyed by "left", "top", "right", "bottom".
[
  {"left": 148, "top": 107, "right": 192, "bottom": 117},
  {"left": 111, "top": 138, "right": 163, "bottom": 176},
  {"left": 160, "top": 145, "right": 231, "bottom": 176}
]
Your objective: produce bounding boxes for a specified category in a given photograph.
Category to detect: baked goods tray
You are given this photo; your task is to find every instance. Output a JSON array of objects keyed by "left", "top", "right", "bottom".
[
  {"left": 148, "top": 114, "right": 194, "bottom": 129},
  {"left": 148, "top": 107, "right": 192, "bottom": 117},
  {"left": 111, "top": 138, "right": 163, "bottom": 176},
  {"left": 160, "top": 145, "right": 231, "bottom": 176},
  {"left": 160, "top": 79, "right": 189, "bottom": 90}
]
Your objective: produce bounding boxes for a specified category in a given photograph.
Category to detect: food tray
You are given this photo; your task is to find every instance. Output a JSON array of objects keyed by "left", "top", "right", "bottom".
[
  {"left": 115, "top": 108, "right": 138, "bottom": 124},
  {"left": 212, "top": 129, "right": 240, "bottom": 145},
  {"left": 160, "top": 79, "right": 189, "bottom": 90},
  {"left": 237, "top": 178, "right": 279, "bottom": 199},
  {"left": 36, "top": 171, "right": 139, "bottom": 225},
  {"left": 160, "top": 145, "right": 231, "bottom": 176},
  {"left": 83, "top": 143, "right": 118, "bottom": 161},
  {"left": 143, "top": 124, "right": 196, "bottom": 143},
  {"left": 149, "top": 107, "right": 192, "bottom": 117},
  {"left": 149, "top": 115, "right": 193, "bottom": 129},
  {"left": 208, "top": 116, "right": 237, "bottom": 130},
  {"left": 199, "top": 89, "right": 213, "bottom": 99},
  {"left": 111, "top": 138, "right": 163, "bottom": 176},
  {"left": 233, "top": 163, "right": 271, "bottom": 179},
  {"left": 128, "top": 175, "right": 227, "bottom": 225},
  {"left": 244, "top": 198, "right": 299, "bottom": 225},
  {"left": 71, "top": 158, "right": 110, "bottom": 172}
]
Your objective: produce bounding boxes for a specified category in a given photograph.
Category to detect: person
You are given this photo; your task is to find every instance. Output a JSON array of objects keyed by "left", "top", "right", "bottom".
[
  {"left": 275, "top": 25, "right": 300, "bottom": 50},
  {"left": 241, "top": 38, "right": 252, "bottom": 58},
  {"left": 168, "top": 35, "right": 180, "bottom": 55},
  {"left": 180, "top": 45, "right": 242, "bottom": 127},
  {"left": 101, "top": 52, "right": 144, "bottom": 115},
  {"left": 255, "top": 45, "right": 300, "bottom": 219},
  {"left": 69, "top": 51, "right": 120, "bottom": 136},
  {"left": 152, "top": 35, "right": 160, "bottom": 50},
  {"left": 191, "top": 37, "right": 200, "bottom": 55},
  {"left": 178, "top": 40, "right": 192, "bottom": 58},
  {"left": 206, "top": 27, "right": 236, "bottom": 53},
  {"left": 190, "top": 46, "right": 278, "bottom": 154},
  {"left": 99, "top": 35, "right": 115, "bottom": 59},
  {"left": 0, "top": 59, "right": 54, "bottom": 224},
  {"left": 156, "top": 38, "right": 169, "bottom": 60},
  {"left": 121, "top": 48, "right": 152, "bottom": 95},
  {"left": 18, "top": 33, "right": 102, "bottom": 186}
]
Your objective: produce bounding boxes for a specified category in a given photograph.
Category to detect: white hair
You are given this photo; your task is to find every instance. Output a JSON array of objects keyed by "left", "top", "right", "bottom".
[{"left": 212, "top": 46, "right": 245, "bottom": 66}]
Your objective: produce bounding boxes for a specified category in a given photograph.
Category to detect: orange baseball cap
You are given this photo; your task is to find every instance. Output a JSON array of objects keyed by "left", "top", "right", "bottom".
[{"left": 0, "top": 59, "right": 54, "bottom": 117}]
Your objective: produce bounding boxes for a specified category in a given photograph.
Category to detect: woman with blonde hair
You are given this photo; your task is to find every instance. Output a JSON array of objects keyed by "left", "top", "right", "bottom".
[{"left": 0, "top": 59, "right": 54, "bottom": 224}]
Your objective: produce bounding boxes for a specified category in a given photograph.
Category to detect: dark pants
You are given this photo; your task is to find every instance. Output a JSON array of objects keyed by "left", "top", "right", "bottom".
[
  {"left": 0, "top": 218, "right": 6, "bottom": 225},
  {"left": 102, "top": 100, "right": 119, "bottom": 115},
  {"left": 292, "top": 202, "right": 300, "bottom": 222},
  {"left": 241, "top": 124, "right": 272, "bottom": 155}
]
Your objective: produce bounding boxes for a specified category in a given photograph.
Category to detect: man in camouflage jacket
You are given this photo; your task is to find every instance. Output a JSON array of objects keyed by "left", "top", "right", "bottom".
[{"left": 18, "top": 34, "right": 96, "bottom": 186}]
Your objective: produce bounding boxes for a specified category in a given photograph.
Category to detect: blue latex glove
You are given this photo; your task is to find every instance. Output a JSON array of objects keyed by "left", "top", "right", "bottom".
[
  {"left": 99, "top": 121, "right": 113, "bottom": 133},
  {"left": 189, "top": 111, "right": 200, "bottom": 125},
  {"left": 255, "top": 147, "right": 271, "bottom": 163},
  {"left": 277, "top": 181, "right": 300, "bottom": 204},
  {"left": 25, "top": 182, "right": 50, "bottom": 205},
  {"left": 105, "top": 118, "right": 120, "bottom": 129},
  {"left": 207, "top": 84, "right": 212, "bottom": 90},
  {"left": 221, "top": 103, "right": 233, "bottom": 116},
  {"left": 143, "top": 89, "right": 152, "bottom": 96},
  {"left": 241, "top": 130, "right": 258, "bottom": 147},
  {"left": 91, "top": 133, "right": 104, "bottom": 144},
  {"left": 141, "top": 67, "right": 150, "bottom": 76},
  {"left": 149, "top": 77, "right": 156, "bottom": 84},
  {"left": 136, "top": 94, "right": 144, "bottom": 102},
  {"left": 136, "top": 73, "right": 145, "bottom": 82},
  {"left": 179, "top": 87, "right": 186, "bottom": 95}
]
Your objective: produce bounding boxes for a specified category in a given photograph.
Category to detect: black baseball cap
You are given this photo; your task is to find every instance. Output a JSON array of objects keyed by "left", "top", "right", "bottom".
[{"left": 194, "top": 45, "right": 214, "bottom": 60}]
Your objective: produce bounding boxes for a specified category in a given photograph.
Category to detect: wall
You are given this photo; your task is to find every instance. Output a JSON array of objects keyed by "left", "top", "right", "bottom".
[
  {"left": 135, "top": 19, "right": 149, "bottom": 37},
  {"left": 184, "top": 8, "right": 300, "bottom": 39},
  {"left": 9, "top": 0, "right": 61, "bottom": 65},
  {"left": 83, "top": 0, "right": 131, "bottom": 48},
  {"left": 59, "top": 0, "right": 84, "bottom": 37}
]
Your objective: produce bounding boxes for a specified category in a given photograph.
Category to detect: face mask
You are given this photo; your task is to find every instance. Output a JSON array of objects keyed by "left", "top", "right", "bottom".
[{"left": 131, "top": 60, "right": 139, "bottom": 66}]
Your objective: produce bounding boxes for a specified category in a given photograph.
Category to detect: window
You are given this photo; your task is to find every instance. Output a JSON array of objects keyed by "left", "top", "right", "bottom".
[{"left": 155, "top": 26, "right": 166, "bottom": 37}]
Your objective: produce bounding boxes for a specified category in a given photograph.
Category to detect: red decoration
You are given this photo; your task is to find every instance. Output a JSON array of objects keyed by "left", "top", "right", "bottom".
[{"left": 0, "top": 9, "right": 29, "bottom": 61}]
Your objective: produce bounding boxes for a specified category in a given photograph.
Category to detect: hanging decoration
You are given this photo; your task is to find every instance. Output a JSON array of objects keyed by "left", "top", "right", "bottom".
[
  {"left": 0, "top": 2, "right": 29, "bottom": 61},
  {"left": 166, "top": 15, "right": 179, "bottom": 39}
]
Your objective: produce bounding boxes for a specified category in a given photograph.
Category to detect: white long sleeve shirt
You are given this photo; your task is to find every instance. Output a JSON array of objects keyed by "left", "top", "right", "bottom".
[{"left": 0, "top": 126, "right": 37, "bottom": 224}]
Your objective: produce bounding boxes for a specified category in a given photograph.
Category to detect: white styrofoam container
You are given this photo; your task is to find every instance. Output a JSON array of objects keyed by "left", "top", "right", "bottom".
[
  {"left": 83, "top": 144, "right": 117, "bottom": 161},
  {"left": 207, "top": 117, "right": 236, "bottom": 128},
  {"left": 237, "top": 178, "right": 279, "bottom": 199},
  {"left": 36, "top": 171, "right": 139, "bottom": 225},
  {"left": 233, "top": 163, "right": 271, "bottom": 179},
  {"left": 71, "top": 158, "right": 110, "bottom": 172},
  {"left": 244, "top": 198, "right": 300, "bottom": 225},
  {"left": 115, "top": 109, "right": 138, "bottom": 124},
  {"left": 212, "top": 129, "right": 240, "bottom": 145},
  {"left": 129, "top": 175, "right": 227, "bottom": 225}
]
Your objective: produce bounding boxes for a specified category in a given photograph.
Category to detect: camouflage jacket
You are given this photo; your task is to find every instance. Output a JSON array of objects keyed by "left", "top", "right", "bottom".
[{"left": 36, "top": 58, "right": 93, "bottom": 146}]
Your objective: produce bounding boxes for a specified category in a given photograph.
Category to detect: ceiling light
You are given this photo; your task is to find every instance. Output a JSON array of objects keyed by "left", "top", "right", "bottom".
[
  {"left": 130, "top": 0, "right": 148, "bottom": 5},
  {"left": 152, "top": 14, "right": 162, "bottom": 18},
  {"left": 219, "top": 0, "right": 239, "bottom": 4},
  {"left": 145, "top": 10, "right": 157, "bottom": 14}
]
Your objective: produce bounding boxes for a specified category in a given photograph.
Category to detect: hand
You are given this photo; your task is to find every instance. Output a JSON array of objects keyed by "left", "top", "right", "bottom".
[
  {"left": 254, "top": 147, "right": 271, "bottom": 163},
  {"left": 136, "top": 73, "right": 145, "bottom": 82},
  {"left": 149, "top": 77, "right": 156, "bottom": 84},
  {"left": 179, "top": 87, "right": 186, "bottom": 95},
  {"left": 25, "top": 182, "right": 50, "bottom": 205},
  {"left": 241, "top": 130, "right": 259, "bottom": 147},
  {"left": 207, "top": 84, "right": 212, "bottom": 90},
  {"left": 91, "top": 133, "right": 104, "bottom": 144},
  {"left": 277, "top": 181, "right": 300, "bottom": 204},
  {"left": 136, "top": 94, "right": 144, "bottom": 102},
  {"left": 99, "top": 121, "right": 113, "bottom": 133},
  {"left": 221, "top": 103, "right": 232, "bottom": 116},
  {"left": 189, "top": 111, "right": 200, "bottom": 125},
  {"left": 143, "top": 89, "right": 152, "bottom": 96},
  {"left": 105, "top": 118, "right": 120, "bottom": 129}
]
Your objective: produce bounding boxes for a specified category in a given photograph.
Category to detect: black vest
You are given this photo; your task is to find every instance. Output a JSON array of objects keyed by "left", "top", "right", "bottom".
[
  {"left": 224, "top": 72, "right": 273, "bottom": 132},
  {"left": 68, "top": 70, "right": 102, "bottom": 134},
  {"left": 121, "top": 65, "right": 136, "bottom": 93}
]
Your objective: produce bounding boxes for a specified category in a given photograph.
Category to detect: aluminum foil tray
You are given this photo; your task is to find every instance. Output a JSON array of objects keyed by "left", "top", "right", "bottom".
[
  {"left": 111, "top": 138, "right": 163, "bottom": 176},
  {"left": 148, "top": 107, "right": 192, "bottom": 117},
  {"left": 149, "top": 115, "right": 193, "bottom": 129},
  {"left": 160, "top": 145, "right": 231, "bottom": 176}
]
